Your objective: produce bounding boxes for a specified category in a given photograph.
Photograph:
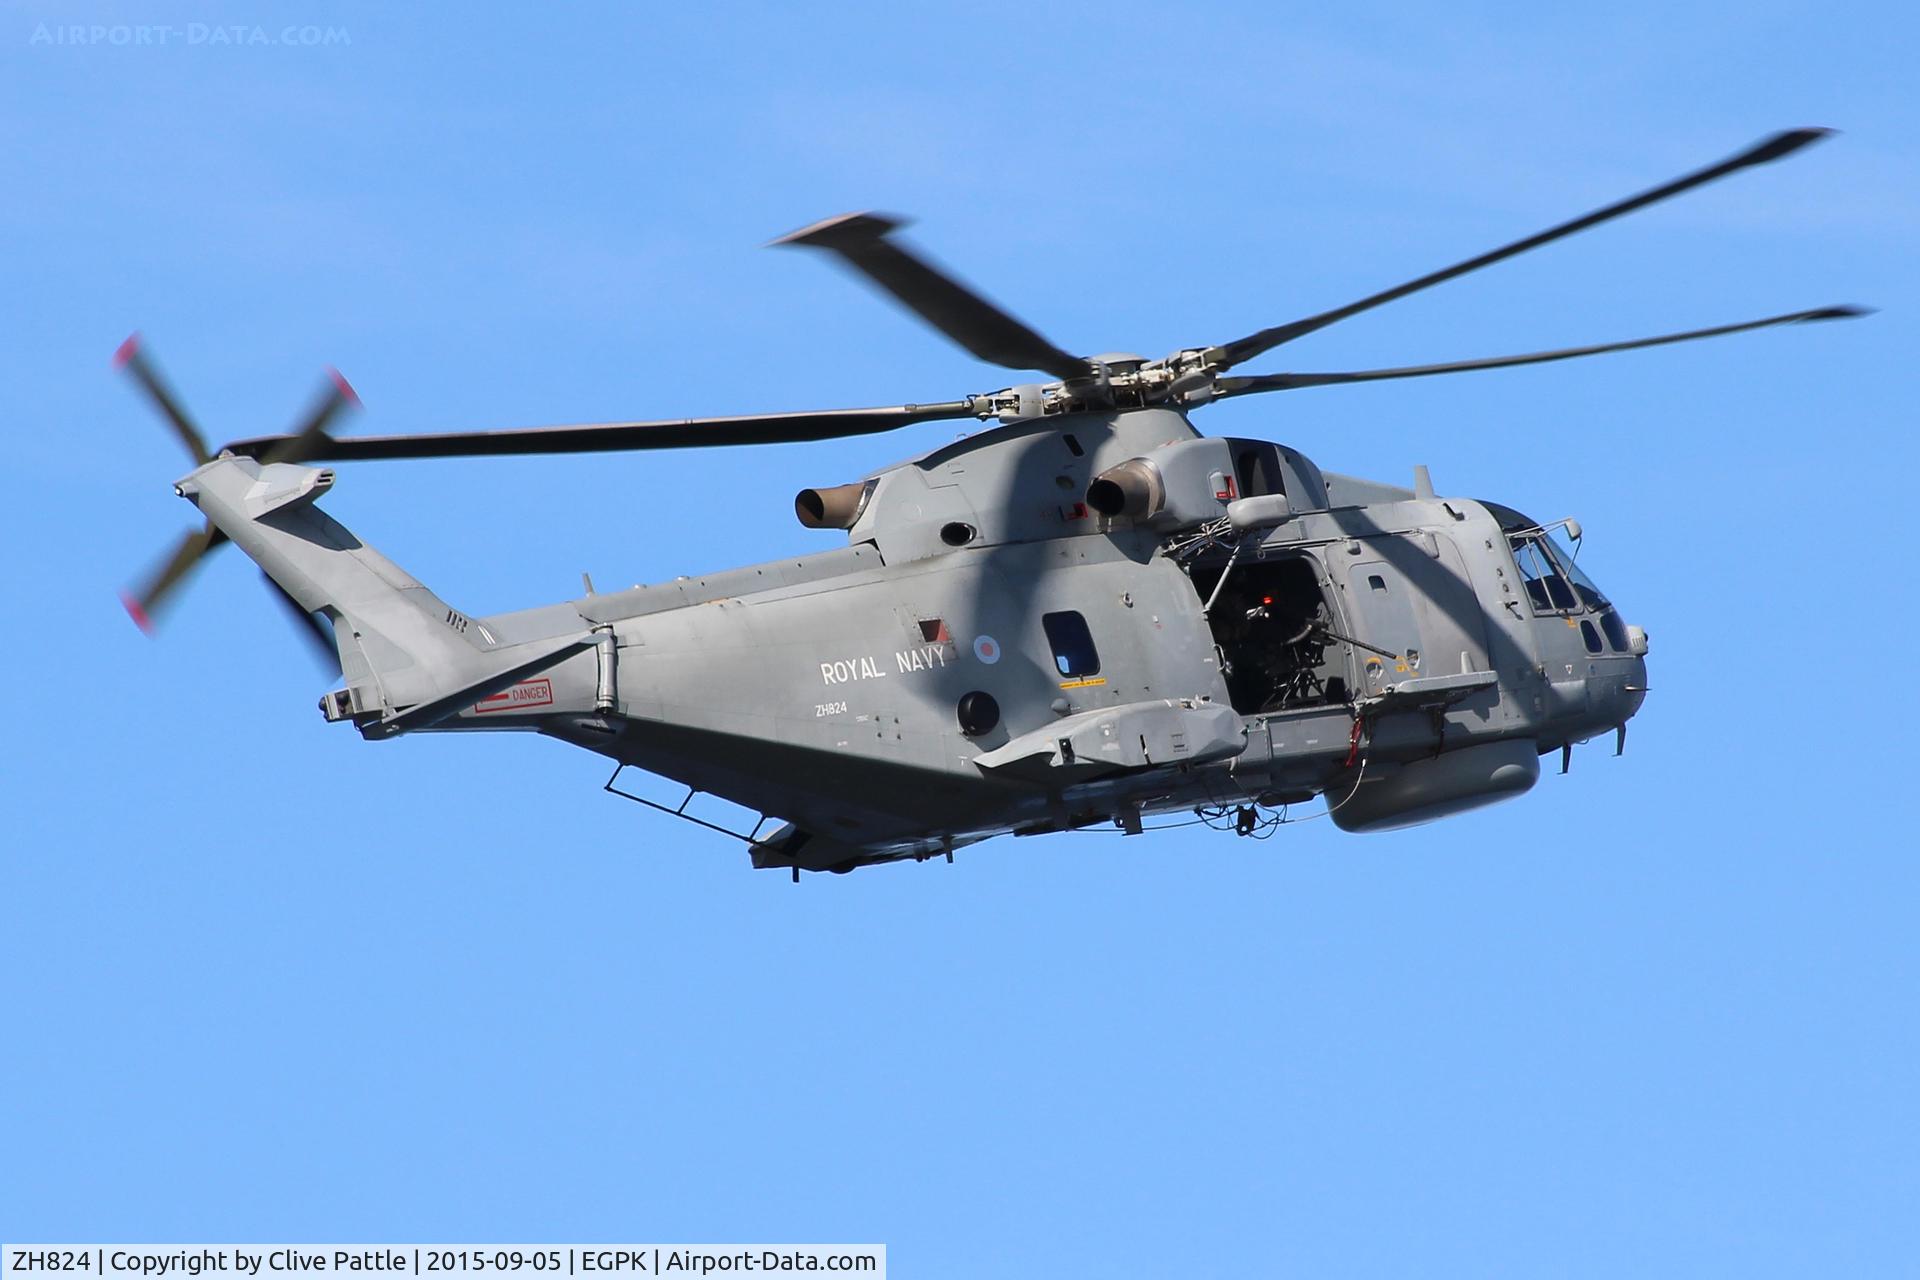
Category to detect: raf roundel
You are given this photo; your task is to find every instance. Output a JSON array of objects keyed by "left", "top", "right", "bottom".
[{"left": 972, "top": 635, "right": 1001, "bottom": 665}]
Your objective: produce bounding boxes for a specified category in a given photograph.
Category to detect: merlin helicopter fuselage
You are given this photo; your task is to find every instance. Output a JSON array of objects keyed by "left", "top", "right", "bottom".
[
  {"left": 176, "top": 401, "right": 1639, "bottom": 875},
  {"left": 123, "top": 128, "right": 1855, "bottom": 875}
]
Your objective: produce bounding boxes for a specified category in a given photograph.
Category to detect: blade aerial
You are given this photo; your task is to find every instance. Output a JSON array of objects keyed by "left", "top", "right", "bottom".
[
  {"left": 1212, "top": 306, "right": 1869, "bottom": 398},
  {"left": 774, "top": 213, "right": 1094, "bottom": 382},
  {"left": 218, "top": 400, "right": 981, "bottom": 463},
  {"left": 1206, "top": 128, "right": 1835, "bottom": 371}
]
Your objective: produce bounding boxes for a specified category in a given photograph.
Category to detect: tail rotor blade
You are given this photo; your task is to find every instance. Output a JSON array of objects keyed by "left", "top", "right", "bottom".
[
  {"left": 114, "top": 333, "right": 213, "bottom": 465},
  {"left": 121, "top": 522, "right": 223, "bottom": 632},
  {"left": 260, "top": 571, "right": 339, "bottom": 672},
  {"left": 266, "top": 367, "right": 361, "bottom": 462}
]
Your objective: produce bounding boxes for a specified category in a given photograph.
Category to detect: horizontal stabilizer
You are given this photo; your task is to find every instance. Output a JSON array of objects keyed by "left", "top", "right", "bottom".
[{"left": 361, "top": 633, "right": 596, "bottom": 738}]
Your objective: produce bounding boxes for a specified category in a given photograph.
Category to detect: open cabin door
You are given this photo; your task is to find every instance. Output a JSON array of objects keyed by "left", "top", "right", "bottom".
[{"left": 1192, "top": 551, "right": 1356, "bottom": 716}]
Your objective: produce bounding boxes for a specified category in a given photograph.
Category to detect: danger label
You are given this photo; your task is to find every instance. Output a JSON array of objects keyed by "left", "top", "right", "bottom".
[{"left": 474, "top": 677, "right": 554, "bottom": 713}]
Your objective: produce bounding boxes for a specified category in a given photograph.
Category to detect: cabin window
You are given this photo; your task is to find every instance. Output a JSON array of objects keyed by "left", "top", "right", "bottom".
[
  {"left": 1580, "top": 620, "right": 1603, "bottom": 653},
  {"left": 1042, "top": 611, "right": 1101, "bottom": 677},
  {"left": 1234, "top": 442, "right": 1288, "bottom": 499}
]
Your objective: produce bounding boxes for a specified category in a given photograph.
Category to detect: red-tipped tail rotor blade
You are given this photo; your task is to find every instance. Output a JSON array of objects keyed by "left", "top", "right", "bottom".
[
  {"left": 115, "top": 333, "right": 213, "bottom": 465},
  {"left": 265, "top": 367, "right": 361, "bottom": 462},
  {"left": 121, "top": 523, "right": 224, "bottom": 633}
]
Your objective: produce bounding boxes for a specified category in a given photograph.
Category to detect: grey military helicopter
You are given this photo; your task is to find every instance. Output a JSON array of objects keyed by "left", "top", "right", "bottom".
[{"left": 122, "top": 128, "right": 1862, "bottom": 876}]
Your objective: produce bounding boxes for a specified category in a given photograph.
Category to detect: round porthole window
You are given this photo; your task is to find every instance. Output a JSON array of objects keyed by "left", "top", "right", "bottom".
[{"left": 957, "top": 690, "right": 1000, "bottom": 737}]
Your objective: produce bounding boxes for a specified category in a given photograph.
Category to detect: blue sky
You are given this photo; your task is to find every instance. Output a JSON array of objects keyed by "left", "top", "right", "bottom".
[{"left": 2, "top": 2, "right": 1914, "bottom": 1275}]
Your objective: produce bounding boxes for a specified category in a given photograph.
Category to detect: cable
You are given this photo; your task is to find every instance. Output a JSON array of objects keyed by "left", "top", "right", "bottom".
[
  {"left": 1263, "top": 712, "right": 1373, "bottom": 826},
  {"left": 1064, "top": 814, "right": 1212, "bottom": 834}
]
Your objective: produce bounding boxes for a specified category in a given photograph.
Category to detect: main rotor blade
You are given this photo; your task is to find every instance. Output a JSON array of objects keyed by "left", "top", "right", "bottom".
[
  {"left": 774, "top": 213, "right": 1094, "bottom": 382},
  {"left": 115, "top": 333, "right": 212, "bottom": 464},
  {"left": 121, "top": 522, "right": 223, "bottom": 632},
  {"left": 219, "top": 401, "right": 981, "bottom": 463},
  {"left": 1212, "top": 305, "right": 1869, "bottom": 397},
  {"left": 1207, "top": 128, "right": 1835, "bottom": 371}
]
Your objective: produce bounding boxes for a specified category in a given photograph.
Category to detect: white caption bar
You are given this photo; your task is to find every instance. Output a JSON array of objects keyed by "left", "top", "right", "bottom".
[{"left": 2, "top": 1248, "right": 883, "bottom": 1280}]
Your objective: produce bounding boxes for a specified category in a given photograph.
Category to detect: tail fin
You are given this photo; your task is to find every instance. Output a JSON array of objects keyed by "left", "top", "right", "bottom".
[
  {"left": 180, "top": 455, "right": 587, "bottom": 735},
  {"left": 113, "top": 336, "right": 361, "bottom": 630}
]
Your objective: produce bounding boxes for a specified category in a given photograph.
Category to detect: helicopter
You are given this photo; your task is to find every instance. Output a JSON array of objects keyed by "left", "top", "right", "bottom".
[{"left": 120, "top": 127, "right": 1863, "bottom": 877}]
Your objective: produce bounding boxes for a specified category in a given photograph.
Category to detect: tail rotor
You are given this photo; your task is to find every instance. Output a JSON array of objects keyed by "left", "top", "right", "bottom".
[{"left": 117, "top": 333, "right": 359, "bottom": 638}]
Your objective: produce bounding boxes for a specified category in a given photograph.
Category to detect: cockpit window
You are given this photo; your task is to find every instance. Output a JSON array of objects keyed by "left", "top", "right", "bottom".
[
  {"left": 1545, "top": 531, "right": 1610, "bottom": 609},
  {"left": 1496, "top": 507, "right": 1609, "bottom": 615},
  {"left": 1600, "top": 609, "right": 1631, "bottom": 652},
  {"left": 1509, "top": 533, "right": 1577, "bottom": 611}
]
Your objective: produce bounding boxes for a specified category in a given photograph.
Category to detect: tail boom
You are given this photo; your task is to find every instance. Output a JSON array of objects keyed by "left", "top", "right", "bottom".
[{"left": 180, "top": 455, "right": 596, "bottom": 737}]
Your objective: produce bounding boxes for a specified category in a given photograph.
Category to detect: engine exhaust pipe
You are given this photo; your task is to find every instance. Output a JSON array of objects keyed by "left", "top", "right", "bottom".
[
  {"left": 795, "top": 480, "right": 875, "bottom": 530},
  {"left": 1085, "top": 459, "right": 1164, "bottom": 520}
]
